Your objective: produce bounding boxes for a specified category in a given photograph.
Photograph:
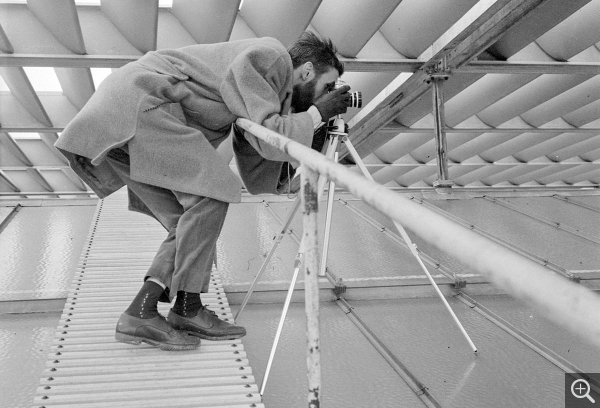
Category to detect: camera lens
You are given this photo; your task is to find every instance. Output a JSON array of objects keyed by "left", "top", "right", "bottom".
[
  {"left": 335, "top": 80, "right": 362, "bottom": 109},
  {"left": 349, "top": 91, "right": 362, "bottom": 108}
]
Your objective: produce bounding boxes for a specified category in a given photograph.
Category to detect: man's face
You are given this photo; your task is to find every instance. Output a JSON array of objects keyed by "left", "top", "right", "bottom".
[{"left": 291, "top": 66, "right": 339, "bottom": 113}]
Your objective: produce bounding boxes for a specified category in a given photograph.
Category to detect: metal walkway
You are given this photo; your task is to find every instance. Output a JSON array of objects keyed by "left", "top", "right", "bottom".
[{"left": 33, "top": 190, "right": 263, "bottom": 408}]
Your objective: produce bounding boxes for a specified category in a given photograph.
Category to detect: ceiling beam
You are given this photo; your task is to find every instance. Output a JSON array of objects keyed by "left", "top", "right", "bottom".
[
  {"left": 0, "top": 54, "right": 138, "bottom": 68},
  {"left": 376, "top": 124, "right": 600, "bottom": 135},
  {"left": 39, "top": 132, "right": 69, "bottom": 164},
  {"left": 0, "top": 22, "right": 14, "bottom": 53},
  {"left": 345, "top": 0, "right": 553, "bottom": 159},
  {"left": 61, "top": 168, "right": 88, "bottom": 191},
  {"left": 2, "top": 54, "right": 600, "bottom": 76},
  {"left": 0, "top": 170, "right": 20, "bottom": 192},
  {"left": 0, "top": 191, "right": 93, "bottom": 197},
  {"left": 356, "top": 162, "right": 600, "bottom": 168},
  {"left": 26, "top": 167, "right": 54, "bottom": 192},
  {"left": 54, "top": 67, "right": 96, "bottom": 110},
  {"left": 453, "top": 61, "right": 600, "bottom": 75},
  {"left": 0, "top": 67, "right": 53, "bottom": 127},
  {"left": 0, "top": 132, "right": 33, "bottom": 165}
]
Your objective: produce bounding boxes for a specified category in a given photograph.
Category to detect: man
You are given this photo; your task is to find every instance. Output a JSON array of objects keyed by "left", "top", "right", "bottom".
[{"left": 55, "top": 31, "right": 351, "bottom": 351}]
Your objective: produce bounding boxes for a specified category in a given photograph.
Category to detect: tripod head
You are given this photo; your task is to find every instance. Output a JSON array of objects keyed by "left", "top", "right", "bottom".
[{"left": 325, "top": 115, "right": 348, "bottom": 139}]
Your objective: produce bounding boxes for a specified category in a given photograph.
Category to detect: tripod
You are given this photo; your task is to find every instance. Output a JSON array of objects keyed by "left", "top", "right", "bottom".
[{"left": 235, "top": 116, "right": 477, "bottom": 395}]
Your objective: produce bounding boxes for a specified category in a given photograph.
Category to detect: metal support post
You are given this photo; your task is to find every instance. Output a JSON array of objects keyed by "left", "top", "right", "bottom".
[
  {"left": 428, "top": 70, "right": 453, "bottom": 188},
  {"left": 302, "top": 165, "right": 322, "bottom": 408}
]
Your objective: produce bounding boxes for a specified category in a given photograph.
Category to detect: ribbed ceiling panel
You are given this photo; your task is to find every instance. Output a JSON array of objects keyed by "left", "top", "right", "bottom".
[
  {"left": 77, "top": 6, "right": 143, "bottom": 55},
  {"left": 171, "top": 0, "right": 240, "bottom": 44},
  {"left": 156, "top": 9, "right": 198, "bottom": 49},
  {"left": 101, "top": 0, "right": 159, "bottom": 53},
  {"left": 27, "top": 0, "right": 86, "bottom": 54},
  {"left": 239, "top": 0, "right": 321, "bottom": 47},
  {"left": 0, "top": 132, "right": 33, "bottom": 166},
  {"left": 534, "top": 0, "right": 600, "bottom": 61},
  {"left": 0, "top": 0, "right": 597, "bottom": 195},
  {"left": 39, "top": 132, "right": 68, "bottom": 164},
  {"left": 379, "top": 0, "right": 480, "bottom": 58},
  {"left": 54, "top": 68, "right": 95, "bottom": 110},
  {"left": 0, "top": 4, "right": 72, "bottom": 53},
  {"left": 0, "top": 67, "right": 53, "bottom": 126},
  {"left": 0, "top": 20, "right": 14, "bottom": 53},
  {"left": 520, "top": 76, "right": 600, "bottom": 127},
  {"left": 310, "top": 0, "right": 402, "bottom": 58},
  {"left": 486, "top": 0, "right": 591, "bottom": 59},
  {"left": 478, "top": 75, "right": 594, "bottom": 127}
]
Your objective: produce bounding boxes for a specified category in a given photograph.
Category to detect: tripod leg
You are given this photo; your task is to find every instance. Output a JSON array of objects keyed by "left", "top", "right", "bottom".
[
  {"left": 344, "top": 138, "right": 477, "bottom": 353},
  {"left": 319, "top": 152, "right": 338, "bottom": 277},
  {"left": 235, "top": 198, "right": 302, "bottom": 321},
  {"left": 260, "top": 248, "right": 304, "bottom": 396},
  {"left": 395, "top": 221, "right": 477, "bottom": 353}
]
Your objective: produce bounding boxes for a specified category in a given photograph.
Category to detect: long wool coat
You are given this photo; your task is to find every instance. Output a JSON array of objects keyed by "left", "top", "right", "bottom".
[{"left": 55, "top": 37, "right": 314, "bottom": 206}]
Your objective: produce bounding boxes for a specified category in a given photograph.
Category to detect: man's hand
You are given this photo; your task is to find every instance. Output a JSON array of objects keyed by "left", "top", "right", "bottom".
[{"left": 313, "top": 85, "right": 351, "bottom": 120}]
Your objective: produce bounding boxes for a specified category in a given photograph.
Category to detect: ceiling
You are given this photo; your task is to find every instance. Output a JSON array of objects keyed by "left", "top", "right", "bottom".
[{"left": 0, "top": 0, "right": 599, "bottom": 197}]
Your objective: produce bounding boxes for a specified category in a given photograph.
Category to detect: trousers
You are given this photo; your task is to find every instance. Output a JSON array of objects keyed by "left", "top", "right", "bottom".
[{"left": 105, "top": 148, "right": 229, "bottom": 299}]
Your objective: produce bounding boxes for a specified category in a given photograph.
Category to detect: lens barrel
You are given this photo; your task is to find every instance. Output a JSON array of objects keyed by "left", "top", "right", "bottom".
[{"left": 349, "top": 91, "right": 362, "bottom": 109}]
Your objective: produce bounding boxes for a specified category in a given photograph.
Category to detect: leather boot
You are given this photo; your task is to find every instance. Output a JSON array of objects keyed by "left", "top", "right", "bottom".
[
  {"left": 168, "top": 307, "right": 246, "bottom": 340},
  {"left": 115, "top": 313, "right": 200, "bottom": 350}
]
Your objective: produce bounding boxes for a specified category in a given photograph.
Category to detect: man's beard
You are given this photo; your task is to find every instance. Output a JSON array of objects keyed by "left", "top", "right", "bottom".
[{"left": 291, "top": 78, "right": 316, "bottom": 113}]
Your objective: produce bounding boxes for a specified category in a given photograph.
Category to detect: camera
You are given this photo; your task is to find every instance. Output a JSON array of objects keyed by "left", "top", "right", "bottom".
[{"left": 335, "top": 79, "right": 362, "bottom": 109}]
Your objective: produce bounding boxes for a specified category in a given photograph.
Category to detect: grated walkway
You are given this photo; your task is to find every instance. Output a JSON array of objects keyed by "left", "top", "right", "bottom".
[{"left": 33, "top": 190, "right": 263, "bottom": 408}]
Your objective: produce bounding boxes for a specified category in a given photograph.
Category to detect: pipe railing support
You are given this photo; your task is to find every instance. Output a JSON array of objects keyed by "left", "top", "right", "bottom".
[{"left": 301, "top": 165, "right": 322, "bottom": 408}]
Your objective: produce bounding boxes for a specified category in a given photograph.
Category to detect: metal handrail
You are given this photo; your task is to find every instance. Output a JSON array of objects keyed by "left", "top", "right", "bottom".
[{"left": 235, "top": 117, "right": 600, "bottom": 406}]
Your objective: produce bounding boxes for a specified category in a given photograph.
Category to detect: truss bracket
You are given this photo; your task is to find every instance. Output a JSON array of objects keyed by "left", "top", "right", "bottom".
[
  {"left": 424, "top": 58, "right": 451, "bottom": 83},
  {"left": 454, "top": 279, "right": 467, "bottom": 289}
]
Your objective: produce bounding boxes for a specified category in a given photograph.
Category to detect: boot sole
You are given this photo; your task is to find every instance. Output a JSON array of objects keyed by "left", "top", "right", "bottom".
[
  {"left": 184, "top": 330, "right": 246, "bottom": 341},
  {"left": 115, "top": 332, "right": 199, "bottom": 351}
]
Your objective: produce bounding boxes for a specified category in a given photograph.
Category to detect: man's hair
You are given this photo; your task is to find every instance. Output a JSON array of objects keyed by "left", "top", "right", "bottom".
[{"left": 288, "top": 31, "right": 344, "bottom": 77}]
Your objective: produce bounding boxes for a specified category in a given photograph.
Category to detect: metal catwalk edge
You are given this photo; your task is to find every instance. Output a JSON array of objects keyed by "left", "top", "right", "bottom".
[{"left": 33, "top": 190, "right": 264, "bottom": 408}]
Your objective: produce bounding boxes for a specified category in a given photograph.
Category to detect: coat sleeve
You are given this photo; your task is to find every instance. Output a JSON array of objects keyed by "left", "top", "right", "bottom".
[
  {"left": 219, "top": 43, "right": 314, "bottom": 162},
  {"left": 231, "top": 124, "right": 285, "bottom": 195}
]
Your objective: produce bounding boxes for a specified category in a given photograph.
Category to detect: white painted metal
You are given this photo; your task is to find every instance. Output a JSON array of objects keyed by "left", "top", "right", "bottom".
[
  {"left": 301, "top": 166, "right": 322, "bottom": 408},
  {"left": 33, "top": 190, "right": 264, "bottom": 408}
]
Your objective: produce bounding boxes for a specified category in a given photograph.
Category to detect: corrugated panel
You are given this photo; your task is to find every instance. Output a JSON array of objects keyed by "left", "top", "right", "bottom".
[{"left": 33, "top": 190, "right": 264, "bottom": 408}]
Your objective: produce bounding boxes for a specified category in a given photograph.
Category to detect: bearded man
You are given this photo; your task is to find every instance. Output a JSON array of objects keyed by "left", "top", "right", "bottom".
[{"left": 55, "top": 31, "right": 350, "bottom": 350}]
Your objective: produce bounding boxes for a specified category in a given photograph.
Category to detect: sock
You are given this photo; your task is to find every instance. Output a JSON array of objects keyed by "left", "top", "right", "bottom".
[
  {"left": 172, "top": 291, "right": 202, "bottom": 317},
  {"left": 124, "top": 280, "right": 164, "bottom": 319}
]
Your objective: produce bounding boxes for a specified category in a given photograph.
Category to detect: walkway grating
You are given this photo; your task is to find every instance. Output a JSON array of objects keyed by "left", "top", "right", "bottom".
[{"left": 33, "top": 190, "right": 264, "bottom": 408}]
